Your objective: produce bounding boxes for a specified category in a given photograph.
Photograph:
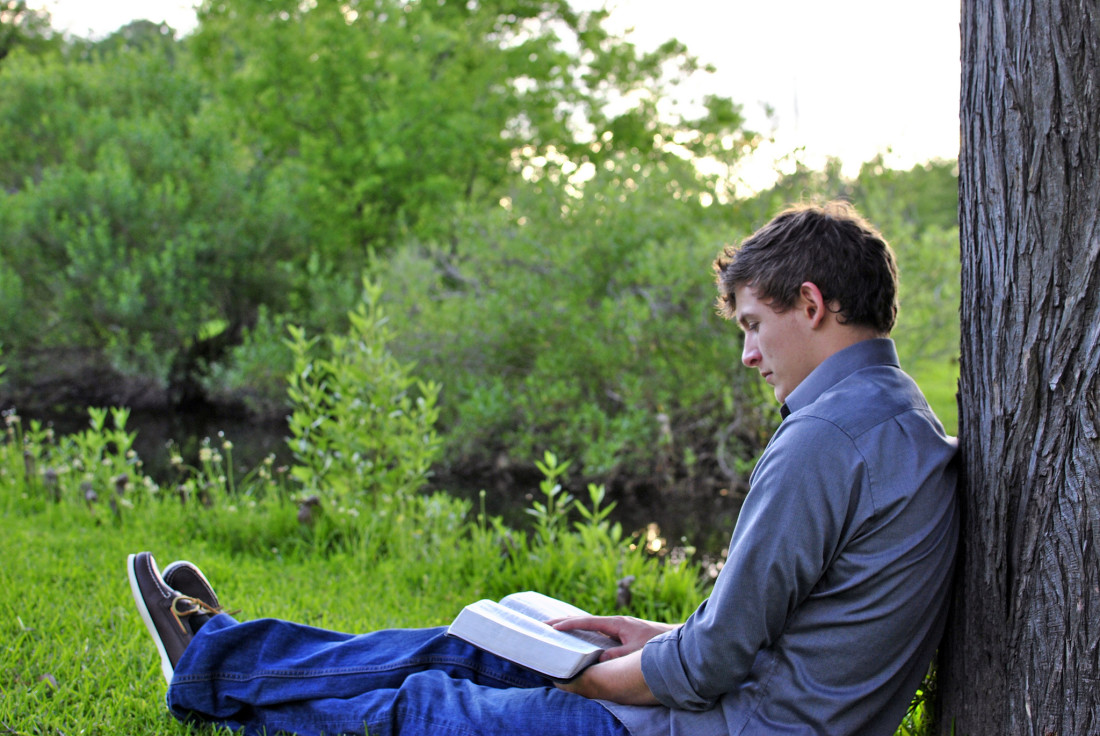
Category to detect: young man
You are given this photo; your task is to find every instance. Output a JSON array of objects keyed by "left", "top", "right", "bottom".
[{"left": 130, "top": 201, "right": 958, "bottom": 735}]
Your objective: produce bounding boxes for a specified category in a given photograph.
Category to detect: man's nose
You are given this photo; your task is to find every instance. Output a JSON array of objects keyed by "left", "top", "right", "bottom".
[{"left": 742, "top": 337, "right": 760, "bottom": 367}]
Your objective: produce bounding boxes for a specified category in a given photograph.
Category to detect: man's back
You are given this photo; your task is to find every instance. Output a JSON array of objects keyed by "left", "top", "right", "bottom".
[{"left": 624, "top": 339, "right": 959, "bottom": 735}]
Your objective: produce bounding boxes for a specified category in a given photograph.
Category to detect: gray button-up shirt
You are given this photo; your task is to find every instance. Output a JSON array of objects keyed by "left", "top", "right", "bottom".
[{"left": 602, "top": 338, "right": 959, "bottom": 735}]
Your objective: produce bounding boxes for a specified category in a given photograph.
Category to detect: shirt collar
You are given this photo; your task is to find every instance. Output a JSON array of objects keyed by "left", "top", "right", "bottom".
[{"left": 781, "top": 338, "right": 900, "bottom": 418}]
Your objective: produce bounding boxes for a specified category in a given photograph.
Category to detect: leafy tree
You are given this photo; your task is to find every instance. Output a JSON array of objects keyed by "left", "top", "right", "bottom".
[
  {"left": 285, "top": 280, "right": 441, "bottom": 509},
  {"left": 0, "top": 37, "right": 307, "bottom": 403},
  {"left": 188, "top": 0, "right": 756, "bottom": 260},
  {"left": 0, "top": 0, "right": 56, "bottom": 63},
  {"left": 94, "top": 19, "right": 178, "bottom": 55}
]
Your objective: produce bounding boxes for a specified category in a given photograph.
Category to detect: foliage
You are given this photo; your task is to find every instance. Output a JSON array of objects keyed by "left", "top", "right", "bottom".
[
  {"left": 380, "top": 157, "right": 775, "bottom": 491},
  {"left": 0, "top": 35, "right": 311, "bottom": 396},
  {"left": 284, "top": 279, "right": 442, "bottom": 513},
  {"left": 199, "top": 305, "right": 296, "bottom": 415},
  {"left": 895, "top": 664, "right": 938, "bottom": 736},
  {"left": 188, "top": 0, "right": 755, "bottom": 259},
  {"left": 0, "top": 0, "right": 57, "bottom": 62},
  {"left": 1, "top": 0, "right": 759, "bottom": 417},
  {"left": 1, "top": 1, "right": 959, "bottom": 587},
  {"left": 1, "top": 405, "right": 149, "bottom": 518},
  {"left": 374, "top": 152, "right": 960, "bottom": 492}
]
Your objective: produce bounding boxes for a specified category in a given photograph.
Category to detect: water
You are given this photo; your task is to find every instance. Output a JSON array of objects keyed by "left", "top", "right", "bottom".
[
  {"left": 18, "top": 405, "right": 291, "bottom": 482},
  {"left": 429, "top": 468, "right": 743, "bottom": 559},
  {"left": 19, "top": 406, "right": 741, "bottom": 557}
]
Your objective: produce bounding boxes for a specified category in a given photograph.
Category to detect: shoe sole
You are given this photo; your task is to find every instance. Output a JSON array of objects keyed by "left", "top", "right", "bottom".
[{"left": 127, "top": 553, "right": 175, "bottom": 684}]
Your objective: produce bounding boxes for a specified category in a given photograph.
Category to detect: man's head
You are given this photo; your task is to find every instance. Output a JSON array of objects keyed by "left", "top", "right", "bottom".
[
  {"left": 713, "top": 202, "right": 899, "bottom": 403},
  {"left": 713, "top": 201, "right": 898, "bottom": 334}
]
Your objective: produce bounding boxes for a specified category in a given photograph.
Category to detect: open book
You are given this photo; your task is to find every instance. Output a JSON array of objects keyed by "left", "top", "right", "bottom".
[{"left": 446, "top": 591, "right": 618, "bottom": 680}]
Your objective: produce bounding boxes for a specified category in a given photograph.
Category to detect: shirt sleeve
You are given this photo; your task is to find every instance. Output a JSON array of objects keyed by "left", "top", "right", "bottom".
[{"left": 641, "top": 415, "right": 864, "bottom": 710}]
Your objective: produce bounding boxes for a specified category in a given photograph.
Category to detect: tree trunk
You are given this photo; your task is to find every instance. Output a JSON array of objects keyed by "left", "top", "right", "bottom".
[{"left": 941, "top": 0, "right": 1100, "bottom": 733}]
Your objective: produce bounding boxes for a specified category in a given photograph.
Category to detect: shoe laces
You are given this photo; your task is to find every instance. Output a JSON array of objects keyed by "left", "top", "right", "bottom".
[{"left": 170, "top": 595, "right": 237, "bottom": 633}]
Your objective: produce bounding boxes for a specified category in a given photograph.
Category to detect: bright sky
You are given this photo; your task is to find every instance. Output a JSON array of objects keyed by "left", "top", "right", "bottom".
[{"left": 33, "top": 0, "right": 960, "bottom": 188}]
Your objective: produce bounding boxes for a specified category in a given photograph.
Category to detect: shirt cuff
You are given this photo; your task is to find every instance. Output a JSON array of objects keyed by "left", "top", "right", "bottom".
[{"left": 640, "top": 629, "right": 717, "bottom": 711}]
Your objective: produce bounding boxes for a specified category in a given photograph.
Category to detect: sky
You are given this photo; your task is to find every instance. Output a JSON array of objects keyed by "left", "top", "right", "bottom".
[{"left": 32, "top": 0, "right": 961, "bottom": 189}]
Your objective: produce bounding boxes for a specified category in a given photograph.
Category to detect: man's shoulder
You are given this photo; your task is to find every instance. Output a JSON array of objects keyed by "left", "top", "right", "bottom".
[{"left": 791, "top": 364, "right": 936, "bottom": 441}]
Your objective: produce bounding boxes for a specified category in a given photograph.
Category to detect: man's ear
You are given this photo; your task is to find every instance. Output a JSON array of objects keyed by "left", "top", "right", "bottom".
[{"left": 798, "top": 282, "right": 828, "bottom": 328}]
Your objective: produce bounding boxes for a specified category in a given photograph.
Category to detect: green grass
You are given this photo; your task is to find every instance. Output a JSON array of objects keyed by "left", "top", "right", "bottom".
[
  {"left": 0, "top": 474, "right": 706, "bottom": 734},
  {"left": 0, "top": 414, "right": 935, "bottom": 736},
  {"left": 0, "top": 503, "right": 527, "bottom": 733},
  {"left": 2, "top": 505, "right": 211, "bottom": 734},
  {"left": 0, "top": 500, "right": 936, "bottom": 736}
]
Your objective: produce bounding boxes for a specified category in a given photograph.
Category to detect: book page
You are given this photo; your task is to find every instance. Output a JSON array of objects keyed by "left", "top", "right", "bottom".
[
  {"left": 465, "top": 599, "right": 600, "bottom": 654},
  {"left": 498, "top": 592, "right": 619, "bottom": 648}
]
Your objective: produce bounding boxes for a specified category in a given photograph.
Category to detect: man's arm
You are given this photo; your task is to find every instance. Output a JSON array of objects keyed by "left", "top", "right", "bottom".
[
  {"left": 556, "top": 649, "right": 656, "bottom": 704},
  {"left": 639, "top": 417, "right": 861, "bottom": 710},
  {"left": 548, "top": 615, "right": 679, "bottom": 704}
]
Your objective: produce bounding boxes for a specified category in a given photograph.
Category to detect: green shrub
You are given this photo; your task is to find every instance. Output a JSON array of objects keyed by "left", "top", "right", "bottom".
[
  {"left": 382, "top": 161, "right": 772, "bottom": 487},
  {"left": 285, "top": 279, "right": 442, "bottom": 511},
  {"left": 464, "top": 451, "right": 706, "bottom": 623},
  {"left": 0, "top": 42, "right": 310, "bottom": 395}
]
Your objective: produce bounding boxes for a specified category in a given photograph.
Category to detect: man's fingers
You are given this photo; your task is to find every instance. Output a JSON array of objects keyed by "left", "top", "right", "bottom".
[
  {"left": 598, "top": 644, "right": 638, "bottom": 662},
  {"left": 550, "top": 615, "right": 620, "bottom": 636}
]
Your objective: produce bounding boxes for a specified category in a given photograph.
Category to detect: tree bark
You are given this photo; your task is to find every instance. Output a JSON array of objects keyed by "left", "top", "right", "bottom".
[{"left": 942, "top": 0, "right": 1100, "bottom": 733}]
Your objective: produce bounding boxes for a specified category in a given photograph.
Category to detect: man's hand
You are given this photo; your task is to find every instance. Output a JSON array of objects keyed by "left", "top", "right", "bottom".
[
  {"left": 548, "top": 615, "right": 679, "bottom": 662},
  {"left": 546, "top": 615, "right": 679, "bottom": 705}
]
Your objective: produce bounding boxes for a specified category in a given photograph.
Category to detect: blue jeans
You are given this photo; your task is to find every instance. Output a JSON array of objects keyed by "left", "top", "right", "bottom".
[{"left": 167, "top": 614, "right": 632, "bottom": 736}]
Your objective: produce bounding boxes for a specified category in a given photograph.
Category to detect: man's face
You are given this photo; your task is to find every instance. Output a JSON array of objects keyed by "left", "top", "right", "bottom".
[{"left": 734, "top": 284, "right": 819, "bottom": 405}]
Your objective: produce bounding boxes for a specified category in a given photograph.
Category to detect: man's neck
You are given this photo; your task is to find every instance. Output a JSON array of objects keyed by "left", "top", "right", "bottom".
[{"left": 813, "top": 322, "right": 883, "bottom": 369}]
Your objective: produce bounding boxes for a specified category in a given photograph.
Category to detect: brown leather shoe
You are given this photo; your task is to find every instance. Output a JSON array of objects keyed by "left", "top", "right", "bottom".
[
  {"left": 163, "top": 561, "right": 220, "bottom": 611},
  {"left": 127, "top": 552, "right": 218, "bottom": 683}
]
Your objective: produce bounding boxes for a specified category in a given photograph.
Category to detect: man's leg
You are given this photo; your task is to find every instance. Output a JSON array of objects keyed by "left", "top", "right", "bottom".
[{"left": 169, "top": 615, "right": 631, "bottom": 736}]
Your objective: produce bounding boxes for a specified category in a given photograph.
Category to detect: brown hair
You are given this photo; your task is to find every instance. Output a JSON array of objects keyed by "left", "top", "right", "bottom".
[{"left": 713, "top": 201, "right": 898, "bottom": 334}]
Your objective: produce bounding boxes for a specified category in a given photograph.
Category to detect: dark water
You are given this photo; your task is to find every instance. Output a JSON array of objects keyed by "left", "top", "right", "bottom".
[
  {"left": 20, "top": 406, "right": 741, "bottom": 556},
  {"left": 18, "top": 405, "right": 291, "bottom": 482},
  {"left": 427, "top": 469, "right": 743, "bottom": 559}
]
